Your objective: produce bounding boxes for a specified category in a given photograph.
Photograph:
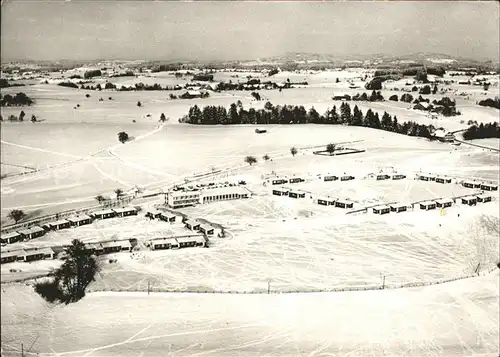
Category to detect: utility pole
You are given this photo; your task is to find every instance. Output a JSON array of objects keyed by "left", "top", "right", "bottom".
[
  {"left": 382, "top": 275, "right": 386, "bottom": 290},
  {"left": 148, "top": 280, "right": 150, "bottom": 295},
  {"left": 21, "top": 343, "right": 24, "bottom": 357},
  {"left": 267, "top": 279, "right": 271, "bottom": 294}
]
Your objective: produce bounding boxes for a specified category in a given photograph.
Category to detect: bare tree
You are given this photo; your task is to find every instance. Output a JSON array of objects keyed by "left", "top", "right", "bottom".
[
  {"left": 244, "top": 156, "right": 257, "bottom": 166},
  {"left": 290, "top": 147, "right": 298, "bottom": 157}
]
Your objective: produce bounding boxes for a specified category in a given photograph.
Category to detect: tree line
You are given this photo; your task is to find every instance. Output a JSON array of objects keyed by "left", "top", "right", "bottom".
[
  {"left": 181, "top": 101, "right": 434, "bottom": 139},
  {"left": 463, "top": 122, "right": 500, "bottom": 140},
  {"left": 0, "top": 92, "right": 34, "bottom": 106},
  {"left": 477, "top": 98, "right": 500, "bottom": 110}
]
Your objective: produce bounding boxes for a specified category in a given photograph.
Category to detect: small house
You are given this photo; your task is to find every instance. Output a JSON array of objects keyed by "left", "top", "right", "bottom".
[
  {"left": 462, "top": 181, "right": 475, "bottom": 189},
  {"left": 159, "top": 212, "right": 177, "bottom": 223},
  {"left": 477, "top": 194, "right": 492, "bottom": 203},
  {"left": 272, "top": 188, "right": 289, "bottom": 196},
  {"left": 340, "top": 175, "right": 355, "bottom": 181},
  {"left": 376, "top": 175, "right": 390, "bottom": 181},
  {"left": 480, "top": 183, "right": 498, "bottom": 191},
  {"left": 335, "top": 200, "right": 354, "bottom": 209},
  {"left": 1, "top": 250, "right": 19, "bottom": 264},
  {"left": 112, "top": 207, "right": 138, "bottom": 217},
  {"left": 0, "top": 231, "right": 22, "bottom": 244},
  {"left": 435, "top": 176, "right": 452, "bottom": 184},
  {"left": 101, "top": 241, "right": 122, "bottom": 254},
  {"left": 45, "top": 219, "right": 71, "bottom": 231},
  {"left": 67, "top": 215, "right": 93, "bottom": 227},
  {"left": 177, "top": 235, "right": 206, "bottom": 248},
  {"left": 150, "top": 237, "right": 179, "bottom": 250},
  {"left": 91, "top": 209, "right": 116, "bottom": 220},
  {"left": 185, "top": 219, "right": 201, "bottom": 231},
  {"left": 289, "top": 177, "right": 304, "bottom": 184},
  {"left": 199, "top": 224, "right": 215, "bottom": 236},
  {"left": 462, "top": 196, "right": 477, "bottom": 206},
  {"left": 84, "top": 243, "right": 104, "bottom": 256},
  {"left": 390, "top": 203, "right": 407, "bottom": 213},
  {"left": 418, "top": 174, "right": 435, "bottom": 182},
  {"left": 120, "top": 240, "right": 132, "bottom": 252},
  {"left": 323, "top": 175, "right": 338, "bottom": 182},
  {"left": 373, "top": 205, "right": 391, "bottom": 215},
  {"left": 419, "top": 201, "right": 437, "bottom": 210},
  {"left": 288, "top": 191, "right": 306, "bottom": 199},
  {"left": 436, "top": 199, "right": 453, "bottom": 208},
  {"left": 18, "top": 226, "right": 46, "bottom": 240},
  {"left": 272, "top": 179, "right": 288, "bottom": 185},
  {"left": 317, "top": 197, "right": 336, "bottom": 206},
  {"left": 392, "top": 174, "right": 406, "bottom": 180}
]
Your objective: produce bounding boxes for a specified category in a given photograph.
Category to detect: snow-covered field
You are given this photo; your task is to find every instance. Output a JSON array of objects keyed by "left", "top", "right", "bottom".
[{"left": 1, "top": 271, "right": 498, "bottom": 356}]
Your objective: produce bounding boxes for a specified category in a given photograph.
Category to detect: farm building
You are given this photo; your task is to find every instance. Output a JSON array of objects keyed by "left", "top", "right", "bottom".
[
  {"left": 332, "top": 94, "right": 351, "bottom": 101},
  {"left": 91, "top": 209, "right": 116, "bottom": 220},
  {"left": 376, "top": 175, "right": 390, "bottom": 181},
  {"left": 159, "top": 212, "right": 177, "bottom": 223},
  {"left": 185, "top": 219, "right": 201, "bottom": 231},
  {"left": 272, "top": 188, "right": 289, "bottom": 196},
  {"left": 112, "top": 207, "right": 138, "bottom": 217},
  {"left": 18, "top": 226, "right": 46, "bottom": 240},
  {"left": 1, "top": 250, "right": 19, "bottom": 264},
  {"left": 392, "top": 174, "right": 406, "bottom": 180},
  {"left": 176, "top": 235, "right": 206, "bottom": 248},
  {"left": 340, "top": 175, "right": 355, "bottom": 181},
  {"left": 317, "top": 197, "right": 336, "bottom": 206},
  {"left": 462, "top": 196, "right": 477, "bottom": 206},
  {"left": 390, "top": 203, "right": 407, "bottom": 213},
  {"left": 199, "top": 224, "right": 215, "bottom": 236},
  {"left": 435, "top": 176, "right": 452, "bottom": 184},
  {"left": 149, "top": 237, "right": 179, "bottom": 250},
  {"left": 480, "top": 183, "right": 498, "bottom": 191},
  {"left": 289, "top": 190, "right": 306, "bottom": 199},
  {"left": 323, "top": 175, "right": 338, "bottom": 182},
  {"left": 45, "top": 219, "right": 71, "bottom": 231},
  {"left": 414, "top": 102, "right": 431, "bottom": 111},
  {"left": 201, "top": 186, "right": 250, "bottom": 204},
  {"left": 272, "top": 178, "right": 288, "bottom": 185},
  {"left": 289, "top": 177, "right": 304, "bottom": 184},
  {"left": 419, "top": 201, "right": 437, "bottom": 210},
  {"left": 436, "top": 199, "right": 453, "bottom": 208},
  {"left": 477, "top": 194, "right": 492, "bottom": 203},
  {"left": 373, "top": 205, "right": 391, "bottom": 215},
  {"left": 335, "top": 200, "right": 354, "bottom": 209},
  {"left": 101, "top": 241, "right": 124, "bottom": 254},
  {"left": 181, "top": 90, "right": 204, "bottom": 99},
  {"left": 1, "top": 231, "right": 22, "bottom": 244},
  {"left": 67, "top": 215, "right": 93, "bottom": 227},
  {"left": 168, "top": 190, "right": 201, "bottom": 208}
]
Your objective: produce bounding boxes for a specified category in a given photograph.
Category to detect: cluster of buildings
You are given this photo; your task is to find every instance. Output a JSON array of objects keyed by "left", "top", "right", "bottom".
[
  {"left": 0, "top": 207, "right": 138, "bottom": 245},
  {"left": 167, "top": 185, "right": 251, "bottom": 209},
  {"left": 147, "top": 235, "right": 207, "bottom": 251}
]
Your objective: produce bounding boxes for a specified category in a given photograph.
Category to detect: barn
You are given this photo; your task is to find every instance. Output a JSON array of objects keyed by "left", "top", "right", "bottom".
[
  {"left": 419, "top": 201, "right": 437, "bottom": 210},
  {"left": 18, "top": 226, "right": 46, "bottom": 240},
  {"left": 0, "top": 231, "right": 22, "bottom": 244},
  {"left": 462, "top": 196, "right": 477, "bottom": 206},
  {"left": 67, "top": 215, "right": 93, "bottom": 227},
  {"left": 477, "top": 194, "right": 492, "bottom": 203},
  {"left": 112, "top": 207, "right": 138, "bottom": 217},
  {"left": 436, "top": 199, "right": 453, "bottom": 208},
  {"left": 389, "top": 203, "right": 407, "bottom": 213},
  {"left": 91, "top": 209, "right": 116, "bottom": 220},
  {"left": 373, "top": 205, "right": 391, "bottom": 215},
  {"left": 335, "top": 200, "right": 354, "bottom": 209}
]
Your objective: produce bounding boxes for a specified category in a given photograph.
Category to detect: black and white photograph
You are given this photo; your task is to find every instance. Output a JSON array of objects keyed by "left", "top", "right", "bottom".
[{"left": 1, "top": 1, "right": 499, "bottom": 356}]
